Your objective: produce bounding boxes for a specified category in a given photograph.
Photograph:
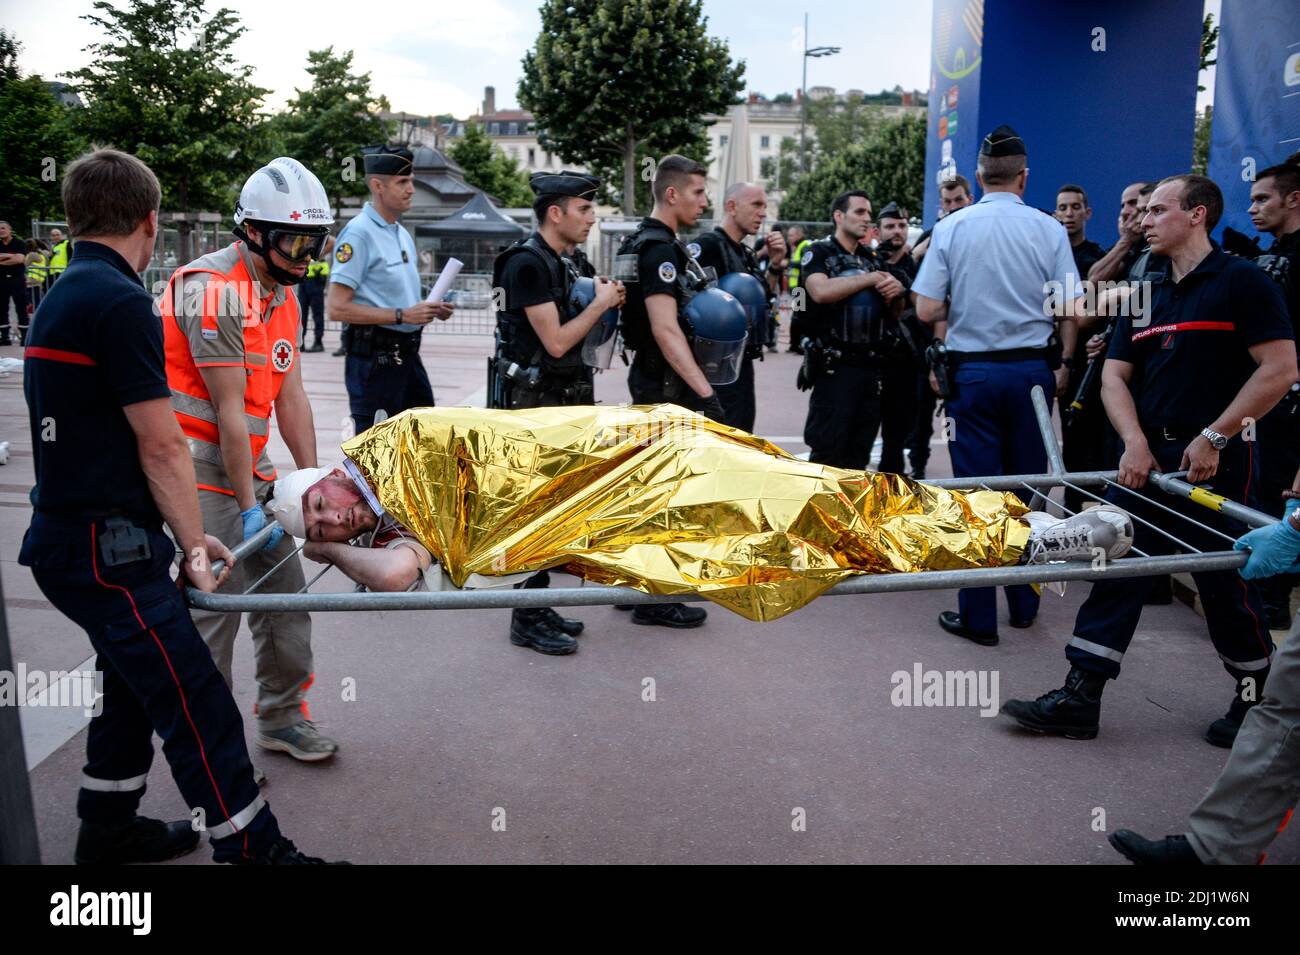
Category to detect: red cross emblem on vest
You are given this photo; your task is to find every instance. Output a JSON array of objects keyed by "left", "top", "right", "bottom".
[
  {"left": 289, "top": 210, "right": 301, "bottom": 221},
  {"left": 271, "top": 337, "right": 294, "bottom": 372}
]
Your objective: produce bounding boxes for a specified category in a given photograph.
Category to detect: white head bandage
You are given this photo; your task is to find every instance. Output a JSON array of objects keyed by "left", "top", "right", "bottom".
[{"left": 267, "top": 466, "right": 333, "bottom": 539}]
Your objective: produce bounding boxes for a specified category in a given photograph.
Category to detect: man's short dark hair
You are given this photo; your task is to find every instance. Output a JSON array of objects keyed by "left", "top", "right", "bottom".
[
  {"left": 533, "top": 194, "right": 576, "bottom": 222},
  {"left": 62, "top": 148, "right": 160, "bottom": 238},
  {"left": 1057, "top": 183, "right": 1089, "bottom": 208},
  {"left": 831, "top": 190, "right": 870, "bottom": 220},
  {"left": 1157, "top": 174, "right": 1224, "bottom": 234},
  {"left": 1138, "top": 181, "right": 1157, "bottom": 197},
  {"left": 977, "top": 154, "right": 1026, "bottom": 186},
  {"left": 939, "top": 174, "right": 971, "bottom": 196},
  {"left": 652, "top": 154, "right": 707, "bottom": 204},
  {"left": 1256, "top": 161, "right": 1300, "bottom": 202}
]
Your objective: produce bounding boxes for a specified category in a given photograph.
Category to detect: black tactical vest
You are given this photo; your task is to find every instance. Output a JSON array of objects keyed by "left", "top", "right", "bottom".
[
  {"left": 802, "top": 236, "right": 875, "bottom": 343},
  {"left": 616, "top": 218, "right": 712, "bottom": 353},
  {"left": 493, "top": 233, "right": 584, "bottom": 371}
]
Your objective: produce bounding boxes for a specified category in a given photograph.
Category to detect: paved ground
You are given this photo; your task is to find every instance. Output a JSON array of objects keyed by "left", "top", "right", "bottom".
[{"left": 3, "top": 322, "right": 1296, "bottom": 865}]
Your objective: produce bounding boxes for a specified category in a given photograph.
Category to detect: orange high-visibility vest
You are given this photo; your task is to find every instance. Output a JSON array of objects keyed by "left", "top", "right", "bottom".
[{"left": 161, "top": 242, "right": 300, "bottom": 490}]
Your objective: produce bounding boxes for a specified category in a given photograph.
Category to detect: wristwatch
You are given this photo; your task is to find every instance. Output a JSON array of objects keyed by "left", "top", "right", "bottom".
[
  {"left": 1200, "top": 427, "right": 1228, "bottom": 450},
  {"left": 394, "top": 308, "right": 403, "bottom": 325}
]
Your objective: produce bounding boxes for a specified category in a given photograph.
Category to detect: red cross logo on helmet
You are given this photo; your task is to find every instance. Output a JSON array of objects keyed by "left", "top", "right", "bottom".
[{"left": 289, "top": 211, "right": 302, "bottom": 221}]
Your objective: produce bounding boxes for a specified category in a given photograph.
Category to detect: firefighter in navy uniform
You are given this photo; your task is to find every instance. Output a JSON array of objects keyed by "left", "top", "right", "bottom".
[
  {"left": 614, "top": 154, "right": 733, "bottom": 629},
  {"left": 797, "top": 190, "right": 906, "bottom": 469},
  {"left": 19, "top": 148, "right": 339, "bottom": 865},
  {"left": 489, "top": 170, "right": 626, "bottom": 653},
  {"left": 692, "top": 181, "right": 786, "bottom": 432}
]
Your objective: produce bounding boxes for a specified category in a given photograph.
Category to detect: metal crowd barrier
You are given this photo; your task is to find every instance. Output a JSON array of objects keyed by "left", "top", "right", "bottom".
[{"left": 186, "top": 387, "right": 1276, "bottom": 614}]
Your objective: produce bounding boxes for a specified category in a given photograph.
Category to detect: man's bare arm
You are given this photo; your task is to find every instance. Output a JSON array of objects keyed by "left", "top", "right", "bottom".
[
  {"left": 303, "top": 540, "right": 422, "bottom": 592},
  {"left": 915, "top": 294, "right": 949, "bottom": 326},
  {"left": 805, "top": 270, "right": 888, "bottom": 305},
  {"left": 327, "top": 283, "right": 452, "bottom": 326},
  {"left": 123, "top": 397, "right": 210, "bottom": 562},
  {"left": 1207, "top": 339, "right": 1300, "bottom": 439},
  {"left": 646, "top": 293, "right": 712, "bottom": 398},
  {"left": 273, "top": 360, "right": 318, "bottom": 470},
  {"left": 1087, "top": 235, "right": 1135, "bottom": 284},
  {"left": 197, "top": 365, "right": 256, "bottom": 510}
]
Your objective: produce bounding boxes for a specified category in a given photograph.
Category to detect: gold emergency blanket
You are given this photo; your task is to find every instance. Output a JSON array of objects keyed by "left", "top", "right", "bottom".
[{"left": 341, "top": 405, "right": 1031, "bottom": 622}]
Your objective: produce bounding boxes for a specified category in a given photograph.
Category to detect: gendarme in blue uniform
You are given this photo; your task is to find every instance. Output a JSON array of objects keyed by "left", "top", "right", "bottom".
[
  {"left": 911, "top": 125, "right": 1081, "bottom": 639},
  {"left": 331, "top": 197, "right": 432, "bottom": 432},
  {"left": 19, "top": 240, "right": 279, "bottom": 861}
]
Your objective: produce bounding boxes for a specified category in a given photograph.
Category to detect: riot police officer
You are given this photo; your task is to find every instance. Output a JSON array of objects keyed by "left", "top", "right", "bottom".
[
  {"left": 328, "top": 146, "right": 454, "bottom": 434},
  {"left": 692, "top": 181, "right": 786, "bottom": 432},
  {"left": 871, "top": 201, "right": 927, "bottom": 474},
  {"left": 615, "top": 153, "right": 736, "bottom": 628},
  {"left": 489, "top": 170, "right": 626, "bottom": 654},
  {"left": 796, "top": 190, "right": 906, "bottom": 470}
]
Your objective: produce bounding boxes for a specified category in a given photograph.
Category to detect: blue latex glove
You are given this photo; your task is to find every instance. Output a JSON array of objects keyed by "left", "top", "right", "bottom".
[
  {"left": 240, "top": 504, "right": 283, "bottom": 551},
  {"left": 1234, "top": 498, "right": 1300, "bottom": 580}
]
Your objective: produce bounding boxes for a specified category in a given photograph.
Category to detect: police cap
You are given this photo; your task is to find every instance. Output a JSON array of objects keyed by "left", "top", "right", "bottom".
[
  {"left": 529, "top": 170, "right": 602, "bottom": 201},
  {"left": 362, "top": 145, "right": 414, "bottom": 176},
  {"left": 980, "top": 125, "right": 1026, "bottom": 157},
  {"left": 877, "top": 201, "right": 906, "bottom": 222}
]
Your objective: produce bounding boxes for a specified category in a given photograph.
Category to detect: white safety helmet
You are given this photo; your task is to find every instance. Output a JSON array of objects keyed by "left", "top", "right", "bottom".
[
  {"left": 234, "top": 157, "right": 334, "bottom": 229},
  {"left": 267, "top": 466, "right": 333, "bottom": 540},
  {"left": 233, "top": 157, "right": 334, "bottom": 286}
]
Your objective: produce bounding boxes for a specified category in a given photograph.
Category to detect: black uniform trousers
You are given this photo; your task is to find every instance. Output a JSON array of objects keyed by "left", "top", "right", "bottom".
[
  {"left": 714, "top": 353, "right": 756, "bottom": 433},
  {"left": 345, "top": 350, "right": 435, "bottom": 434},
  {"left": 21, "top": 514, "right": 280, "bottom": 862},
  {"left": 0, "top": 277, "right": 28, "bottom": 344},
  {"left": 502, "top": 369, "right": 594, "bottom": 592},
  {"left": 804, "top": 361, "right": 882, "bottom": 471},
  {"left": 906, "top": 370, "right": 940, "bottom": 475},
  {"left": 878, "top": 358, "right": 918, "bottom": 475},
  {"left": 1061, "top": 362, "right": 1117, "bottom": 513},
  {"left": 628, "top": 352, "right": 714, "bottom": 415},
  {"left": 1066, "top": 437, "right": 1274, "bottom": 681},
  {"left": 298, "top": 276, "right": 325, "bottom": 344}
]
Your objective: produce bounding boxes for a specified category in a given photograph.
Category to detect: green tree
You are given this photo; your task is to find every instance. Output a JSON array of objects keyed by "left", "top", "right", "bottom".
[
  {"left": 279, "top": 48, "right": 393, "bottom": 217},
  {"left": 519, "top": 0, "right": 745, "bottom": 213},
  {"left": 1198, "top": 12, "right": 1218, "bottom": 91},
  {"left": 67, "top": 0, "right": 270, "bottom": 258},
  {"left": 779, "top": 114, "right": 926, "bottom": 223},
  {"left": 0, "top": 30, "right": 81, "bottom": 229},
  {"left": 1192, "top": 105, "right": 1213, "bottom": 176},
  {"left": 801, "top": 96, "right": 882, "bottom": 166},
  {"left": 448, "top": 122, "right": 532, "bottom": 207}
]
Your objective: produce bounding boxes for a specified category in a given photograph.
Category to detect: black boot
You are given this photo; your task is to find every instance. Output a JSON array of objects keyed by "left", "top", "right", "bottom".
[
  {"left": 1109, "top": 830, "right": 1202, "bottom": 865},
  {"left": 938, "top": 610, "right": 998, "bottom": 646},
  {"left": 1000, "top": 666, "right": 1107, "bottom": 740},
  {"left": 1205, "top": 671, "right": 1268, "bottom": 748},
  {"left": 537, "top": 607, "right": 584, "bottom": 636},
  {"left": 626, "top": 602, "right": 707, "bottom": 628},
  {"left": 75, "top": 815, "right": 201, "bottom": 865},
  {"left": 510, "top": 609, "right": 578, "bottom": 655},
  {"left": 230, "top": 836, "right": 350, "bottom": 865},
  {"left": 304, "top": 337, "right": 324, "bottom": 353}
]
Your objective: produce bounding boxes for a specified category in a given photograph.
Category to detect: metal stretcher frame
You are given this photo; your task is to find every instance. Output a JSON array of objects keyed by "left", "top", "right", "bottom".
[{"left": 186, "top": 387, "right": 1278, "bottom": 614}]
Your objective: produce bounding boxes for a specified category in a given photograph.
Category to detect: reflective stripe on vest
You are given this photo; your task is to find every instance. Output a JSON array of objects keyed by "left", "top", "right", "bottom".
[
  {"left": 27, "top": 254, "right": 48, "bottom": 283},
  {"left": 306, "top": 258, "right": 330, "bottom": 278},
  {"left": 788, "top": 239, "right": 811, "bottom": 289},
  {"left": 161, "top": 242, "right": 299, "bottom": 484}
]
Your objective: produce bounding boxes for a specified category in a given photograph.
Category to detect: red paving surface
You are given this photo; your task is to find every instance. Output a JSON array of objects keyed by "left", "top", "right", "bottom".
[{"left": 3, "top": 325, "right": 1295, "bottom": 864}]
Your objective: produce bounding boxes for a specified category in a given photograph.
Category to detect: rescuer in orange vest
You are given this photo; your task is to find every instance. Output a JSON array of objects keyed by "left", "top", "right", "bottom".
[{"left": 162, "top": 157, "right": 338, "bottom": 771}]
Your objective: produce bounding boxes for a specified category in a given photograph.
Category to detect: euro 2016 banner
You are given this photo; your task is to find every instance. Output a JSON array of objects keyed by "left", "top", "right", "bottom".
[{"left": 1207, "top": 0, "right": 1300, "bottom": 241}]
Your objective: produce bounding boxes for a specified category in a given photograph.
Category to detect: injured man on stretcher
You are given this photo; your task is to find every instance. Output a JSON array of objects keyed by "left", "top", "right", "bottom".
[{"left": 264, "top": 405, "right": 1135, "bottom": 622}]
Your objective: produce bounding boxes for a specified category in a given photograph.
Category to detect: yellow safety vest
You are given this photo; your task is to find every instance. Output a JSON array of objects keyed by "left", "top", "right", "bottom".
[
  {"left": 788, "top": 238, "right": 812, "bottom": 290},
  {"left": 306, "top": 258, "right": 330, "bottom": 279},
  {"left": 27, "top": 253, "right": 49, "bottom": 285},
  {"left": 48, "top": 240, "right": 70, "bottom": 277}
]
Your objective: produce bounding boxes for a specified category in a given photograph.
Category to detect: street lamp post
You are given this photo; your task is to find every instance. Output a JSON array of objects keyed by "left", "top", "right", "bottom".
[{"left": 799, "top": 13, "right": 841, "bottom": 174}]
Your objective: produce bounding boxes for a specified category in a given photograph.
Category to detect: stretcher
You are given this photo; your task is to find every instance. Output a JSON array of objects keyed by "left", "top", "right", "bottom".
[{"left": 185, "top": 387, "right": 1277, "bottom": 615}]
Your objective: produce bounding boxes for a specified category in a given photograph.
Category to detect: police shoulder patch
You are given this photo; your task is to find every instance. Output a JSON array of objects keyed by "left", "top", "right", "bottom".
[
  {"left": 335, "top": 242, "right": 353, "bottom": 264},
  {"left": 801, "top": 250, "right": 814, "bottom": 266},
  {"left": 658, "top": 261, "right": 677, "bottom": 283},
  {"left": 686, "top": 242, "right": 702, "bottom": 259}
]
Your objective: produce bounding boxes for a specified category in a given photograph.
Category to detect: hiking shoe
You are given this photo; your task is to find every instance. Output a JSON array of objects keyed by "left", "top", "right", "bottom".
[{"left": 257, "top": 720, "right": 339, "bottom": 762}]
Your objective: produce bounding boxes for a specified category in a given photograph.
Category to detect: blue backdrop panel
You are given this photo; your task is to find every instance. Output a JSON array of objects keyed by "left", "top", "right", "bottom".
[
  {"left": 924, "top": 0, "right": 1201, "bottom": 248},
  {"left": 1207, "top": 0, "right": 1300, "bottom": 240}
]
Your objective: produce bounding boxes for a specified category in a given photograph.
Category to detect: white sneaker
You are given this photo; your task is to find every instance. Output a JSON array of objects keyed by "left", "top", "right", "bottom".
[{"left": 1024, "top": 505, "right": 1134, "bottom": 564}]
